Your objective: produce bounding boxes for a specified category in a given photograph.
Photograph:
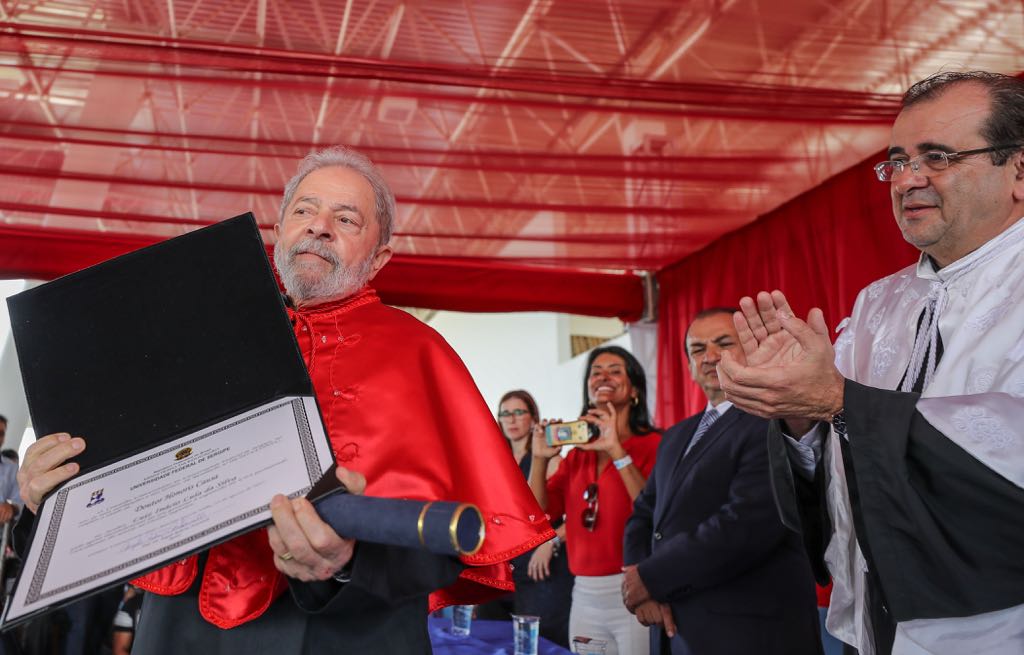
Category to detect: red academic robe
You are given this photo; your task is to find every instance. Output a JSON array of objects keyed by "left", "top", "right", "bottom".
[{"left": 134, "top": 287, "right": 554, "bottom": 627}]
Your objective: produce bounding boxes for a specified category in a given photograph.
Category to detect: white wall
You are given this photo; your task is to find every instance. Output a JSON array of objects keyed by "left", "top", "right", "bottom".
[
  {"left": 426, "top": 310, "right": 636, "bottom": 422},
  {"left": 0, "top": 280, "right": 30, "bottom": 454}
]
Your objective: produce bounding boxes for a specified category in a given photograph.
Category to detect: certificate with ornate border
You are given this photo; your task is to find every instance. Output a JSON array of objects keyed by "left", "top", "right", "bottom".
[{"left": 2, "top": 395, "right": 333, "bottom": 627}]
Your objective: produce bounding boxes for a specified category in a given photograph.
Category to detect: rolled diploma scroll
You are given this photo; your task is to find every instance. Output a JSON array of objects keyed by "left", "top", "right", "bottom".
[{"left": 313, "top": 492, "right": 485, "bottom": 557}]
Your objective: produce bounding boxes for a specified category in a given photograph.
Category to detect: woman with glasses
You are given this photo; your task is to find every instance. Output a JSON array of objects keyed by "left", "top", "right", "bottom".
[
  {"left": 528, "top": 346, "right": 661, "bottom": 655},
  {"left": 477, "top": 390, "right": 574, "bottom": 647}
]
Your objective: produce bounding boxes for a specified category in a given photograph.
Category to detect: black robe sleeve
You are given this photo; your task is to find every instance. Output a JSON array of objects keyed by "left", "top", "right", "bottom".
[
  {"left": 768, "top": 379, "right": 1024, "bottom": 622},
  {"left": 622, "top": 459, "right": 656, "bottom": 567},
  {"left": 288, "top": 542, "right": 463, "bottom": 615},
  {"left": 841, "top": 380, "right": 1024, "bottom": 622},
  {"left": 766, "top": 421, "right": 831, "bottom": 587},
  {"left": 132, "top": 546, "right": 464, "bottom": 655}
]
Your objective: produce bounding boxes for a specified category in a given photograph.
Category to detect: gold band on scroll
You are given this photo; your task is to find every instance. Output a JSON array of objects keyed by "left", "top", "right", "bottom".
[
  {"left": 449, "top": 503, "right": 485, "bottom": 556},
  {"left": 417, "top": 502, "right": 434, "bottom": 548}
]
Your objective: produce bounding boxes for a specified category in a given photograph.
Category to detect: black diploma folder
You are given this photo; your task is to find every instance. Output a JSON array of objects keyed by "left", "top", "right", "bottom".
[{"left": 9, "top": 213, "right": 312, "bottom": 473}]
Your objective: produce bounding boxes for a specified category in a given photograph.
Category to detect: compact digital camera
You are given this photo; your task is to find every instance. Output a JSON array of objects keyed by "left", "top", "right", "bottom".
[{"left": 544, "top": 420, "right": 600, "bottom": 446}]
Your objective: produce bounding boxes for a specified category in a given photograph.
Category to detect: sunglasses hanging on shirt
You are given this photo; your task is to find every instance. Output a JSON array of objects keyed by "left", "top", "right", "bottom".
[{"left": 581, "top": 483, "right": 599, "bottom": 531}]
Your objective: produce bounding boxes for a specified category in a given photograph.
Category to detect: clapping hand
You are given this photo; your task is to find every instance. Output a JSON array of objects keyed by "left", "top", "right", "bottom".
[
  {"left": 734, "top": 291, "right": 806, "bottom": 368},
  {"left": 719, "top": 290, "right": 844, "bottom": 423}
]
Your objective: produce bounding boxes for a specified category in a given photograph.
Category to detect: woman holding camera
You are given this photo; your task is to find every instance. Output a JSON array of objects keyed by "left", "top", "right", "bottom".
[
  {"left": 528, "top": 346, "right": 660, "bottom": 655},
  {"left": 478, "top": 389, "right": 574, "bottom": 647}
]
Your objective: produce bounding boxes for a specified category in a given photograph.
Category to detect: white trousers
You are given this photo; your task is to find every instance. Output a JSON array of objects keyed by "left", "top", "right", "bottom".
[{"left": 569, "top": 574, "right": 650, "bottom": 655}]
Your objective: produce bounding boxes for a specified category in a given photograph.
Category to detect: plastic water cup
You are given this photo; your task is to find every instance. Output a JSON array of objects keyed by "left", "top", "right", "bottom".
[
  {"left": 451, "top": 605, "right": 474, "bottom": 637},
  {"left": 512, "top": 614, "right": 540, "bottom": 655}
]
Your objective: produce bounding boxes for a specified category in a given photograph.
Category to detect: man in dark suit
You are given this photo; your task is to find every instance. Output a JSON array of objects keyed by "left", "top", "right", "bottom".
[{"left": 621, "top": 307, "right": 821, "bottom": 655}]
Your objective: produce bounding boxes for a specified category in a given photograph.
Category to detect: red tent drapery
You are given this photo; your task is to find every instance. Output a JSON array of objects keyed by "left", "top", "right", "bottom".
[
  {"left": 654, "top": 151, "right": 919, "bottom": 426},
  {"left": 0, "top": 224, "right": 643, "bottom": 321}
]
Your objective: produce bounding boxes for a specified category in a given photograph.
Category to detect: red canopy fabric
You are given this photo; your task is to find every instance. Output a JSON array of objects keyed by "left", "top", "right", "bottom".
[
  {"left": 377, "top": 256, "right": 644, "bottom": 320},
  {"left": 5, "top": 0, "right": 1021, "bottom": 301},
  {"left": 0, "top": 223, "right": 643, "bottom": 320},
  {"left": 654, "top": 151, "right": 919, "bottom": 426}
]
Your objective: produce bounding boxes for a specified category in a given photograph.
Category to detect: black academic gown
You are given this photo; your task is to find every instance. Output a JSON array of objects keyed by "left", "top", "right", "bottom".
[
  {"left": 769, "top": 381, "right": 1024, "bottom": 654},
  {"left": 131, "top": 543, "right": 463, "bottom": 655}
]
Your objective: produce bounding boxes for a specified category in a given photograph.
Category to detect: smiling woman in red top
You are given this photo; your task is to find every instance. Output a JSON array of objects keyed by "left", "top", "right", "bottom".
[{"left": 528, "top": 345, "right": 660, "bottom": 655}]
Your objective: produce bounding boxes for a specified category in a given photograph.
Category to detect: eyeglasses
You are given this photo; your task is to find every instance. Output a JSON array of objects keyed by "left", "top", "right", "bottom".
[
  {"left": 581, "top": 483, "right": 599, "bottom": 531},
  {"left": 497, "top": 409, "right": 530, "bottom": 419},
  {"left": 874, "top": 144, "right": 1020, "bottom": 182}
]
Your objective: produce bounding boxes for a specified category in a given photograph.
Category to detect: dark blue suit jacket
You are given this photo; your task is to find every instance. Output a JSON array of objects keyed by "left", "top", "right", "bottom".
[{"left": 623, "top": 407, "right": 821, "bottom": 655}]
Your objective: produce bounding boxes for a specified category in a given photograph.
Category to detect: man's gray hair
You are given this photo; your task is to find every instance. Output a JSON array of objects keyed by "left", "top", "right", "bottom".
[
  {"left": 279, "top": 146, "right": 396, "bottom": 247},
  {"left": 903, "top": 71, "right": 1024, "bottom": 166}
]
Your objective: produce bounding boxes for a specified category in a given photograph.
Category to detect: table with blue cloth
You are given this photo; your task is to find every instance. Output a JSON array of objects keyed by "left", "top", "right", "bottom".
[{"left": 428, "top": 617, "right": 572, "bottom": 655}]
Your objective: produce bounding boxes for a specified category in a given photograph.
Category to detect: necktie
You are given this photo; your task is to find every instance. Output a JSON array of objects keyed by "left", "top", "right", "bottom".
[{"left": 684, "top": 407, "right": 720, "bottom": 457}]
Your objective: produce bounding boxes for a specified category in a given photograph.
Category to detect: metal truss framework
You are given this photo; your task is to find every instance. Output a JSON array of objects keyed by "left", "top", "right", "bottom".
[{"left": 0, "top": 0, "right": 1023, "bottom": 275}]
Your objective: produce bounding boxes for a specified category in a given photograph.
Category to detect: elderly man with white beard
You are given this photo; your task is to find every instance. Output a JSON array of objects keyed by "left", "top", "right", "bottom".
[{"left": 18, "top": 147, "right": 553, "bottom": 654}]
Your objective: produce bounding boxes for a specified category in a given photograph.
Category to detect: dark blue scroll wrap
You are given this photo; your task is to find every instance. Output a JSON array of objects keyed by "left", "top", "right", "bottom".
[{"left": 313, "top": 492, "right": 485, "bottom": 557}]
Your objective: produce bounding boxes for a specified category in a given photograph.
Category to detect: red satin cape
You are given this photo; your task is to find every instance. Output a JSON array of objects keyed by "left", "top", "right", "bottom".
[{"left": 134, "top": 287, "right": 553, "bottom": 627}]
